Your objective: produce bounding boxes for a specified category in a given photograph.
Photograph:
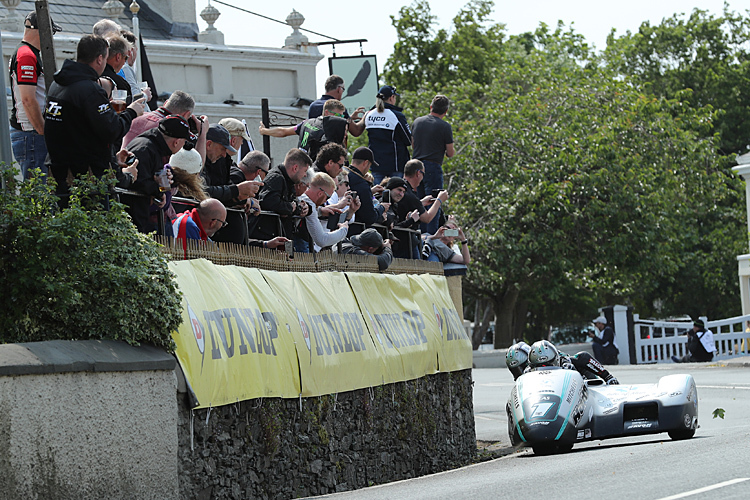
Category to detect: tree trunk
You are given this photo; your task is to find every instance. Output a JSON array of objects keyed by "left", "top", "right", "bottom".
[
  {"left": 471, "top": 300, "right": 494, "bottom": 350},
  {"left": 493, "top": 287, "right": 520, "bottom": 349}
]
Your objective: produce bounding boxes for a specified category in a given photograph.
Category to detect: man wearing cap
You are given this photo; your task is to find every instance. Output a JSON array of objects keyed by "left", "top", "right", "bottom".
[
  {"left": 347, "top": 147, "right": 390, "bottom": 226},
  {"left": 45, "top": 34, "right": 145, "bottom": 199},
  {"left": 308, "top": 75, "right": 365, "bottom": 137},
  {"left": 9, "top": 12, "right": 62, "bottom": 179},
  {"left": 252, "top": 149, "right": 312, "bottom": 241},
  {"left": 672, "top": 319, "right": 716, "bottom": 363},
  {"left": 125, "top": 115, "right": 194, "bottom": 232},
  {"left": 122, "top": 90, "right": 207, "bottom": 162},
  {"left": 361, "top": 85, "right": 412, "bottom": 184},
  {"left": 339, "top": 228, "right": 393, "bottom": 271},
  {"left": 588, "top": 315, "right": 620, "bottom": 365},
  {"left": 201, "top": 123, "right": 261, "bottom": 208},
  {"left": 260, "top": 99, "right": 349, "bottom": 161}
]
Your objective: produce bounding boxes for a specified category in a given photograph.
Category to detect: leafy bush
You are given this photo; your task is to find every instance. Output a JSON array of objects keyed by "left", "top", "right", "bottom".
[{"left": 0, "top": 166, "right": 180, "bottom": 351}]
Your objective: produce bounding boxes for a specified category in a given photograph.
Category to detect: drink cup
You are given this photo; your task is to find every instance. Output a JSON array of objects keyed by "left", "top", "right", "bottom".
[{"left": 111, "top": 90, "right": 128, "bottom": 113}]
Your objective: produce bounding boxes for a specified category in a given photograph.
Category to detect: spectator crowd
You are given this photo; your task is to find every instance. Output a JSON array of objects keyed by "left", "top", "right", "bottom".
[{"left": 8, "top": 15, "right": 470, "bottom": 272}]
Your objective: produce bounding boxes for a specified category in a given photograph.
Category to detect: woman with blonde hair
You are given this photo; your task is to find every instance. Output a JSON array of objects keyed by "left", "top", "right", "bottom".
[{"left": 362, "top": 85, "right": 412, "bottom": 185}]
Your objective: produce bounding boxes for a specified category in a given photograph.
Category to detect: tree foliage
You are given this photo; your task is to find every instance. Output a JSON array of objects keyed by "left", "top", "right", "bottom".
[
  {"left": 603, "top": 6, "right": 750, "bottom": 155},
  {"left": 0, "top": 169, "right": 181, "bottom": 351},
  {"left": 385, "top": 1, "right": 746, "bottom": 346}
]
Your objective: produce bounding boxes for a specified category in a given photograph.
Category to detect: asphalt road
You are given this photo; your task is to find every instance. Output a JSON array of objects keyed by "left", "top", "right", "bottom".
[{"left": 313, "top": 362, "right": 750, "bottom": 500}]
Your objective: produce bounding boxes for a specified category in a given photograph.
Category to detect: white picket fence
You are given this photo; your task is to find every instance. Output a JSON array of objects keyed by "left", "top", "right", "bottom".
[{"left": 633, "top": 313, "right": 750, "bottom": 364}]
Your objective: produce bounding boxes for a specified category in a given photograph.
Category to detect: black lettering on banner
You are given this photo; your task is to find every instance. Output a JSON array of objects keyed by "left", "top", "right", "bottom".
[
  {"left": 308, "top": 313, "right": 325, "bottom": 356},
  {"left": 238, "top": 308, "right": 258, "bottom": 354},
  {"left": 342, "top": 313, "right": 361, "bottom": 352},
  {"left": 261, "top": 312, "right": 278, "bottom": 356},
  {"left": 312, "top": 315, "right": 333, "bottom": 355},
  {"left": 411, "top": 310, "right": 428, "bottom": 344},
  {"left": 376, "top": 314, "right": 400, "bottom": 348},
  {"left": 393, "top": 313, "right": 414, "bottom": 346},
  {"left": 322, "top": 314, "right": 343, "bottom": 354},
  {"left": 231, "top": 308, "right": 254, "bottom": 355},
  {"left": 332, "top": 313, "right": 354, "bottom": 352},
  {"left": 402, "top": 311, "right": 420, "bottom": 345},
  {"left": 252, "top": 308, "right": 269, "bottom": 354},
  {"left": 204, "top": 309, "right": 225, "bottom": 360},
  {"left": 442, "top": 307, "right": 465, "bottom": 341}
]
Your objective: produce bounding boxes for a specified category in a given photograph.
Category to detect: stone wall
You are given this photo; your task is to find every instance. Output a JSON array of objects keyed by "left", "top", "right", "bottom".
[{"left": 177, "top": 370, "right": 476, "bottom": 499}]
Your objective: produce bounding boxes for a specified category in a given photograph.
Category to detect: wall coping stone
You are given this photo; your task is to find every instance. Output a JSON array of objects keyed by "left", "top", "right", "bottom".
[{"left": 0, "top": 340, "right": 175, "bottom": 376}]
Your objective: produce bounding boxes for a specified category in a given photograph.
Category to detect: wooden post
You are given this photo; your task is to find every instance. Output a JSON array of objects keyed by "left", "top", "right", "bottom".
[{"left": 34, "top": 0, "right": 57, "bottom": 94}]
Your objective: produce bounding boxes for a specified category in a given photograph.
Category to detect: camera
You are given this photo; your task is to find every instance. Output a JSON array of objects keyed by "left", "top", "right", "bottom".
[
  {"left": 381, "top": 189, "right": 390, "bottom": 204},
  {"left": 348, "top": 190, "right": 359, "bottom": 202},
  {"left": 431, "top": 189, "right": 440, "bottom": 198},
  {"left": 124, "top": 154, "right": 136, "bottom": 166}
]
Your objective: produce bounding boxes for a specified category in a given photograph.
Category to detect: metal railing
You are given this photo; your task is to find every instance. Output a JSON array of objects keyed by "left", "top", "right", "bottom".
[{"left": 633, "top": 313, "right": 750, "bottom": 363}]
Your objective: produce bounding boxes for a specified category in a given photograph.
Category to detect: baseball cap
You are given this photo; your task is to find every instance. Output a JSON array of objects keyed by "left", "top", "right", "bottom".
[
  {"left": 158, "top": 115, "right": 196, "bottom": 141},
  {"left": 352, "top": 146, "right": 379, "bottom": 167},
  {"left": 218, "top": 117, "right": 251, "bottom": 142},
  {"left": 206, "top": 124, "right": 238, "bottom": 154},
  {"left": 693, "top": 319, "right": 705, "bottom": 328},
  {"left": 169, "top": 148, "right": 202, "bottom": 174},
  {"left": 385, "top": 177, "right": 407, "bottom": 191},
  {"left": 350, "top": 228, "right": 383, "bottom": 250},
  {"left": 377, "top": 85, "right": 399, "bottom": 99},
  {"left": 592, "top": 316, "right": 607, "bottom": 325},
  {"left": 25, "top": 12, "right": 62, "bottom": 34}
]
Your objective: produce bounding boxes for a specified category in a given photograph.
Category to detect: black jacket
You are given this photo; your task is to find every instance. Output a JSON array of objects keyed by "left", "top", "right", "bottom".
[
  {"left": 44, "top": 59, "right": 136, "bottom": 184},
  {"left": 202, "top": 155, "right": 240, "bottom": 204},
  {"left": 126, "top": 128, "right": 173, "bottom": 232},
  {"left": 253, "top": 165, "right": 300, "bottom": 239}
]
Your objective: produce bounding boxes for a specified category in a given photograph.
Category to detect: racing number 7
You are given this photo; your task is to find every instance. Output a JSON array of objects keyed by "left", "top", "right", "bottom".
[{"left": 530, "top": 402, "right": 555, "bottom": 420}]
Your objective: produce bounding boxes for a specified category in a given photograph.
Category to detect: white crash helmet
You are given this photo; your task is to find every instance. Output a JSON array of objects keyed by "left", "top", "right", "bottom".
[
  {"left": 528, "top": 340, "right": 560, "bottom": 368},
  {"left": 506, "top": 341, "right": 531, "bottom": 369}
]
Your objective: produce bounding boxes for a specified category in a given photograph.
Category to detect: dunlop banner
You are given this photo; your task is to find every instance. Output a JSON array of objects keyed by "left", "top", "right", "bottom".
[
  {"left": 408, "top": 274, "right": 473, "bottom": 371},
  {"left": 346, "top": 273, "right": 439, "bottom": 381},
  {"left": 169, "top": 260, "right": 471, "bottom": 408},
  {"left": 261, "top": 270, "right": 390, "bottom": 395},
  {"left": 169, "top": 260, "right": 301, "bottom": 408}
]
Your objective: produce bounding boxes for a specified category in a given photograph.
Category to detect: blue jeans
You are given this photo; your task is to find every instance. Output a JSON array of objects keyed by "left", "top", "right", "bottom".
[
  {"left": 418, "top": 160, "right": 444, "bottom": 235},
  {"left": 10, "top": 128, "right": 48, "bottom": 180}
]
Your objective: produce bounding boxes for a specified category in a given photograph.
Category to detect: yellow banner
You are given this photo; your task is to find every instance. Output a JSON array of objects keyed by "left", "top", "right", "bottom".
[
  {"left": 261, "top": 270, "right": 389, "bottom": 396},
  {"left": 346, "top": 273, "right": 439, "bottom": 381},
  {"left": 408, "top": 274, "right": 473, "bottom": 371},
  {"left": 169, "top": 260, "right": 471, "bottom": 408},
  {"left": 169, "top": 260, "right": 301, "bottom": 408}
]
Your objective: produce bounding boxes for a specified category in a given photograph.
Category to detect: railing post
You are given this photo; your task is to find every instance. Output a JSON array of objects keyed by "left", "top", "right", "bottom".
[{"left": 612, "top": 305, "right": 631, "bottom": 365}]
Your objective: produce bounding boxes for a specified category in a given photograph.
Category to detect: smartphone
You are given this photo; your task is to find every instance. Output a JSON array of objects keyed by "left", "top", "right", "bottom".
[
  {"left": 444, "top": 229, "right": 459, "bottom": 237},
  {"left": 381, "top": 189, "right": 390, "bottom": 204},
  {"left": 132, "top": 93, "right": 144, "bottom": 101},
  {"left": 124, "top": 155, "right": 136, "bottom": 166},
  {"left": 284, "top": 240, "right": 294, "bottom": 258}
]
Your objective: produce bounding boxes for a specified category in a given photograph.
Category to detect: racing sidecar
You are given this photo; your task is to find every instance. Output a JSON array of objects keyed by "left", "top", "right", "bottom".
[{"left": 506, "top": 366, "right": 699, "bottom": 455}]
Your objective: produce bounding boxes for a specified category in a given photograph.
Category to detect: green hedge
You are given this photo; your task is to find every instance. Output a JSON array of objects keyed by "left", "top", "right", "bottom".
[{"left": 0, "top": 167, "right": 180, "bottom": 351}]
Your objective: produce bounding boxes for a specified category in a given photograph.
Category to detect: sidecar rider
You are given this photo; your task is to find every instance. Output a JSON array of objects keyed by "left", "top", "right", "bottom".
[
  {"left": 505, "top": 341, "right": 531, "bottom": 380},
  {"left": 526, "top": 340, "right": 619, "bottom": 384}
]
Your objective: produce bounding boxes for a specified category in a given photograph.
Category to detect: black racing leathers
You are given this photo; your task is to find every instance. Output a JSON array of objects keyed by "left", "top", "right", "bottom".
[{"left": 44, "top": 59, "right": 137, "bottom": 194}]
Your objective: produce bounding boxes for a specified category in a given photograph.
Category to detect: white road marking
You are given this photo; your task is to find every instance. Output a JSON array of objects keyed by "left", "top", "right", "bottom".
[
  {"left": 697, "top": 385, "right": 750, "bottom": 390},
  {"left": 655, "top": 478, "right": 750, "bottom": 500}
]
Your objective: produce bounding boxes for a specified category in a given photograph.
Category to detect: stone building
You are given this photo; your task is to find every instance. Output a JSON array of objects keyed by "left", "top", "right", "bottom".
[{"left": 1, "top": 0, "right": 321, "bottom": 164}]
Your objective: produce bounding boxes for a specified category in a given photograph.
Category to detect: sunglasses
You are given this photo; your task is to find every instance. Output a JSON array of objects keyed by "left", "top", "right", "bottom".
[{"left": 212, "top": 218, "right": 229, "bottom": 228}]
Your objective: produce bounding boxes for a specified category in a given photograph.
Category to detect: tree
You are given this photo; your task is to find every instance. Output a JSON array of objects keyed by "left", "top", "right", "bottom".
[
  {"left": 447, "top": 57, "right": 732, "bottom": 347},
  {"left": 603, "top": 6, "right": 750, "bottom": 155}
]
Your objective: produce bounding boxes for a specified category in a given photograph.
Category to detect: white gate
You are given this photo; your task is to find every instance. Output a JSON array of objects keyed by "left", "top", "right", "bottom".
[{"left": 633, "top": 314, "right": 750, "bottom": 364}]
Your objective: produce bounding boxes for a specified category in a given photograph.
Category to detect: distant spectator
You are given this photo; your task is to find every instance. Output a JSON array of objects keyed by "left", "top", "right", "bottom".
[
  {"left": 347, "top": 147, "right": 389, "bottom": 226},
  {"left": 362, "top": 85, "right": 412, "bottom": 184},
  {"left": 9, "top": 11, "right": 62, "bottom": 180},
  {"left": 298, "top": 172, "right": 359, "bottom": 252},
  {"left": 309, "top": 74, "right": 365, "bottom": 137},
  {"left": 314, "top": 142, "right": 348, "bottom": 178},
  {"left": 402, "top": 159, "right": 448, "bottom": 231},
  {"left": 173, "top": 198, "right": 227, "bottom": 242},
  {"left": 122, "top": 90, "right": 207, "bottom": 163},
  {"left": 252, "top": 149, "right": 312, "bottom": 240},
  {"left": 339, "top": 228, "right": 393, "bottom": 271},
  {"left": 229, "top": 150, "right": 270, "bottom": 216},
  {"left": 118, "top": 30, "right": 139, "bottom": 97},
  {"left": 588, "top": 316, "right": 619, "bottom": 365},
  {"left": 126, "top": 115, "right": 194, "bottom": 232},
  {"left": 101, "top": 34, "right": 132, "bottom": 103},
  {"left": 672, "top": 319, "right": 716, "bottom": 363},
  {"left": 383, "top": 177, "right": 422, "bottom": 258},
  {"left": 411, "top": 94, "right": 455, "bottom": 234},
  {"left": 422, "top": 218, "right": 470, "bottom": 265},
  {"left": 92, "top": 19, "right": 121, "bottom": 38},
  {"left": 45, "top": 34, "right": 145, "bottom": 199},
  {"left": 167, "top": 148, "right": 206, "bottom": 202},
  {"left": 260, "top": 100, "right": 349, "bottom": 160}
]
